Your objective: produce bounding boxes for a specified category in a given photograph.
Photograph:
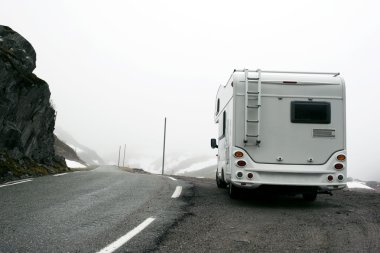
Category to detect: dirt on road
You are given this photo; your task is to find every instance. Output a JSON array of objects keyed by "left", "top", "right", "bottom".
[{"left": 154, "top": 177, "right": 380, "bottom": 253}]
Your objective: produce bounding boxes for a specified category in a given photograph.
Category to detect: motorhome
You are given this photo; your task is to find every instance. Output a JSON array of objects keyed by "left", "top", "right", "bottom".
[{"left": 211, "top": 69, "right": 346, "bottom": 200}]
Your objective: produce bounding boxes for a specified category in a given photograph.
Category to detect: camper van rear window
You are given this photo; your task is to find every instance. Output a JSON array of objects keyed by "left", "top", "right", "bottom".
[{"left": 291, "top": 101, "right": 331, "bottom": 124}]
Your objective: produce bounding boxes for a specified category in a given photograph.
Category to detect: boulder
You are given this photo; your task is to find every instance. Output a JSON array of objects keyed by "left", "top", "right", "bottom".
[{"left": 0, "top": 25, "right": 67, "bottom": 180}]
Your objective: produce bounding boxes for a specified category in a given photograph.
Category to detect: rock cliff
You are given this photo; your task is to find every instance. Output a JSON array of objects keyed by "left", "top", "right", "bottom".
[{"left": 0, "top": 25, "right": 67, "bottom": 181}]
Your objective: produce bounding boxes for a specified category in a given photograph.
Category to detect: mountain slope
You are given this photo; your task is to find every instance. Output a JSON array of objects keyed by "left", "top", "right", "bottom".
[
  {"left": 54, "top": 135, "right": 87, "bottom": 167},
  {"left": 55, "top": 127, "right": 104, "bottom": 166}
]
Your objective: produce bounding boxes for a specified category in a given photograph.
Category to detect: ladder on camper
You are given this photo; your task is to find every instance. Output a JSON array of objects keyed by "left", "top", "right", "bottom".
[{"left": 244, "top": 69, "right": 262, "bottom": 146}]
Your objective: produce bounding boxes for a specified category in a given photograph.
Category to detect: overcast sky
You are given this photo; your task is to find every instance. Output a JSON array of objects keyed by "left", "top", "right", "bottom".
[{"left": 1, "top": 0, "right": 380, "bottom": 180}]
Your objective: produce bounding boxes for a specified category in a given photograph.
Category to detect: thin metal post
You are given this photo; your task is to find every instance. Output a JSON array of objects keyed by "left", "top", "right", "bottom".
[
  {"left": 123, "top": 144, "right": 126, "bottom": 168},
  {"left": 117, "top": 146, "right": 121, "bottom": 167},
  {"left": 162, "top": 117, "right": 167, "bottom": 175}
]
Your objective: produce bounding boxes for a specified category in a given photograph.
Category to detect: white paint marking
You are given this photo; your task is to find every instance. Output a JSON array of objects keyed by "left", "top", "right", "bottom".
[
  {"left": 196, "top": 176, "right": 205, "bottom": 179},
  {"left": 171, "top": 186, "right": 182, "bottom": 198},
  {"left": 96, "top": 217, "right": 156, "bottom": 253},
  {"left": 168, "top": 176, "right": 177, "bottom": 181},
  {"left": 4, "top": 179, "right": 31, "bottom": 184},
  {"left": 53, "top": 173, "right": 68, "bottom": 177},
  {"left": 0, "top": 179, "right": 33, "bottom": 188}
]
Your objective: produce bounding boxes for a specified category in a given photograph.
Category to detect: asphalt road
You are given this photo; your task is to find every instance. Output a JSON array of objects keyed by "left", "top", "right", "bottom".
[
  {"left": 0, "top": 166, "right": 191, "bottom": 253},
  {"left": 154, "top": 177, "right": 380, "bottom": 253},
  {"left": 2, "top": 167, "right": 380, "bottom": 253}
]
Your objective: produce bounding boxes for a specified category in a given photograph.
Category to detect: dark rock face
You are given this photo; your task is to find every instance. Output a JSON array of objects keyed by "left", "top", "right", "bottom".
[{"left": 0, "top": 25, "right": 67, "bottom": 180}]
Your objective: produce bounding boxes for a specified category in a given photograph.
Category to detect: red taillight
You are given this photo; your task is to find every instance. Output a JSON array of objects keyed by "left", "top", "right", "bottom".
[
  {"left": 334, "top": 163, "right": 344, "bottom": 170},
  {"left": 237, "top": 160, "right": 246, "bottom": 167},
  {"left": 234, "top": 151, "right": 244, "bottom": 158},
  {"left": 327, "top": 175, "right": 334, "bottom": 182},
  {"left": 247, "top": 173, "right": 253, "bottom": 179}
]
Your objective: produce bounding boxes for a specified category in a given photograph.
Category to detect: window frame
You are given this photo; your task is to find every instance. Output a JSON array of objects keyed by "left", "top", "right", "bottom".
[
  {"left": 219, "top": 111, "right": 226, "bottom": 140},
  {"left": 291, "top": 101, "right": 331, "bottom": 124},
  {"left": 216, "top": 99, "right": 220, "bottom": 115}
]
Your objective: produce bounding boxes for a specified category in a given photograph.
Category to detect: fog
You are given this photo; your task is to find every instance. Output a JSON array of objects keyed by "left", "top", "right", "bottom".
[{"left": 1, "top": 0, "right": 380, "bottom": 180}]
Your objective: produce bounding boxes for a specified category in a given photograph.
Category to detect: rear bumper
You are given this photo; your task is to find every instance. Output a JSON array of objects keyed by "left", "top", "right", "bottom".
[
  {"left": 230, "top": 180, "right": 346, "bottom": 191},
  {"left": 229, "top": 149, "right": 347, "bottom": 191}
]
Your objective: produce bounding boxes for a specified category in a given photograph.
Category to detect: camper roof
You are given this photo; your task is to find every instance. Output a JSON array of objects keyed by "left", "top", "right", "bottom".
[{"left": 233, "top": 69, "right": 342, "bottom": 86}]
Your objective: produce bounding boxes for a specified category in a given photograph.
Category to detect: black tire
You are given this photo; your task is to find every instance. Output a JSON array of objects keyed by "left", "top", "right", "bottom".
[
  {"left": 216, "top": 171, "right": 222, "bottom": 188},
  {"left": 220, "top": 170, "right": 227, "bottom": 189},
  {"left": 303, "top": 192, "right": 317, "bottom": 202},
  {"left": 228, "top": 183, "right": 240, "bottom": 199},
  {"left": 216, "top": 170, "right": 227, "bottom": 189}
]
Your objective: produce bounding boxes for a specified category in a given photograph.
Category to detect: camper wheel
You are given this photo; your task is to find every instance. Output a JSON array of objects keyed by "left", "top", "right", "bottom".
[
  {"left": 302, "top": 192, "right": 317, "bottom": 202},
  {"left": 216, "top": 170, "right": 227, "bottom": 189},
  {"left": 228, "top": 183, "right": 240, "bottom": 199}
]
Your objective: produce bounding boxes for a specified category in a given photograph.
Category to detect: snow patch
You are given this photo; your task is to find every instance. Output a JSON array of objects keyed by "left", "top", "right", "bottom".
[
  {"left": 166, "top": 154, "right": 192, "bottom": 168},
  {"left": 68, "top": 144, "right": 83, "bottom": 153},
  {"left": 65, "top": 159, "right": 86, "bottom": 168},
  {"left": 176, "top": 159, "right": 216, "bottom": 175},
  {"left": 347, "top": 181, "right": 374, "bottom": 190}
]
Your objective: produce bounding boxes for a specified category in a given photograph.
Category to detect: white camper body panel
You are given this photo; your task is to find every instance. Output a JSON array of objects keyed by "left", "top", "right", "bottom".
[{"left": 214, "top": 70, "right": 346, "bottom": 192}]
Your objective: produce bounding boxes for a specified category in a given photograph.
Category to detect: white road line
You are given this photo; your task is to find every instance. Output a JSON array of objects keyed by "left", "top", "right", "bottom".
[
  {"left": 96, "top": 217, "right": 156, "bottom": 253},
  {"left": 53, "top": 173, "right": 68, "bottom": 177},
  {"left": 171, "top": 186, "right": 182, "bottom": 198},
  {"left": 5, "top": 179, "right": 31, "bottom": 184},
  {"left": 0, "top": 179, "right": 33, "bottom": 188},
  {"left": 168, "top": 176, "right": 177, "bottom": 181}
]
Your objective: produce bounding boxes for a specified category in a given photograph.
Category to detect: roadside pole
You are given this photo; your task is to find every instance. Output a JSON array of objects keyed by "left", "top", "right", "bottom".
[
  {"left": 123, "top": 144, "right": 126, "bottom": 168},
  {"left": 162, "top": 117, "right": 167, "bottom": 175},
  {"left": 117, "top": 145, "right": 121, "bottom": 167}
]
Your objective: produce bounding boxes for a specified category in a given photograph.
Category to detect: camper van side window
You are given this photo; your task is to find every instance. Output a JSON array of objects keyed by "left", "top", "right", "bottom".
[
  {"left": 291, "top": 101, "right": 331, "bottom": 124},
  {"left": 216, "top": 99, "right": 220, "bottom": 115},
  {"left": 223, "top": 111, "right": 226, "bottom": 136},
  {"left": 219, "top": 111, "right": 226, "bottom": 139}
]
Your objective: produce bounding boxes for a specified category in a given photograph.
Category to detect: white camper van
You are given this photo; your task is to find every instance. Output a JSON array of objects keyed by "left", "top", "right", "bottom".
[{"left": 211, "top": 69, "right": 346, "bottom": 201}]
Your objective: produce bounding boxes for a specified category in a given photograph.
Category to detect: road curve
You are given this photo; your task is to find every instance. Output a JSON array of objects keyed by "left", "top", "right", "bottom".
[
  {"left": 0, "top": 166, "right": 190, "bottom": 253},
  {"left": 3, "top": 168, "right": 379, "bottom": 252},
  {"left": 154, "top": 177, "right": 380, "bottom": 253}
]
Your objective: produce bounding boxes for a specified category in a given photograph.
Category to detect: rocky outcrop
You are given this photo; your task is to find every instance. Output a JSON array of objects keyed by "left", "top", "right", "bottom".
[{"left": 0, "top": 25, "right": 67, "bottom": 181}]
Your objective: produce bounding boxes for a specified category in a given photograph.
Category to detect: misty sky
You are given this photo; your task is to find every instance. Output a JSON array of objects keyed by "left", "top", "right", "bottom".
[{"left": 1, "top": 0, "right": 380, "bottom": 180}]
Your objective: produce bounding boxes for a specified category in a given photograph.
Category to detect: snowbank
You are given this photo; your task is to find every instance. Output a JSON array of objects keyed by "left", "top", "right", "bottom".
[
  {"left": 176, "top": 159, "right": 216, "bottom": 175},
  {"left": 347, "top": 181, "right": 374, "bottom": 190},
  {"left": 65, "top": 159, "right": 86, "bottom": 168}
]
